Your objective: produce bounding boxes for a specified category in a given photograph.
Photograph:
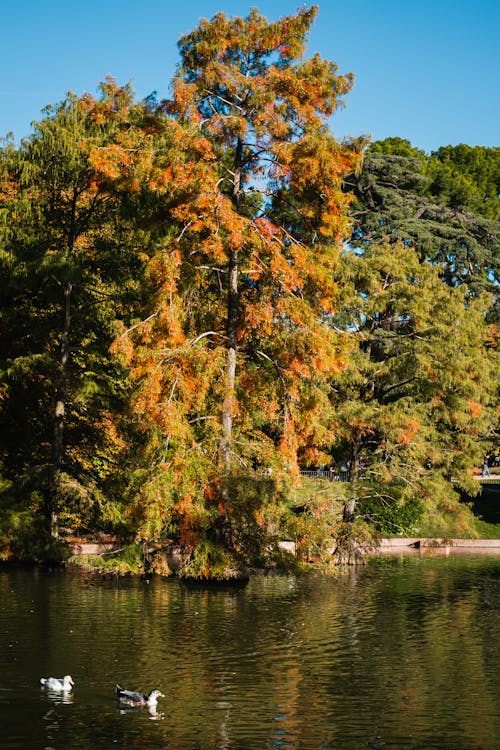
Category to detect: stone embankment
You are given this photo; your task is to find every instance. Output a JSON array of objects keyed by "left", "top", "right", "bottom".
[
  {"left": 378, "top": 538, "right": 500, "bottom": 554},
  {"left": 65, "top": 533, "right": 121, "bottom": 556},
  {"left": 65, "top": 536, "right": 500, "bottom": 561}
]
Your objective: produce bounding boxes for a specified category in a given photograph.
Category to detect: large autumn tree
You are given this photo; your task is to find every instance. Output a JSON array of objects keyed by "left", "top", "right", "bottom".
[{"left": 116, "top": 6, "right": 361, "bottom": 573}]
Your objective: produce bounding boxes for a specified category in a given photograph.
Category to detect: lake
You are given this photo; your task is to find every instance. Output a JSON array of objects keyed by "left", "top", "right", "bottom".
[{"left": 0, "top": 555, "right": 498, "bottom": 749}]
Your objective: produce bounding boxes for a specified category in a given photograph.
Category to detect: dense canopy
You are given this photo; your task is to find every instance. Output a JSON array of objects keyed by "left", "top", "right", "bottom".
[{"left": 0, "top": 8, "right": 498, "bottom": 573}]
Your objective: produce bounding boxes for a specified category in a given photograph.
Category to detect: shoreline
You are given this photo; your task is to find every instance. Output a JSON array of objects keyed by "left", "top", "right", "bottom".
[
  {"left": 64, "top": 536, "right": 500, "bottom": 558},
  {"left": 375, "top": 537, "right": 500, "bottom": 556}
]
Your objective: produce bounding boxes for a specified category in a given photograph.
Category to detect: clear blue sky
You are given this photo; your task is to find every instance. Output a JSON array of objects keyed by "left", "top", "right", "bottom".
[{"left": 1, "top": 0, "right": 498, "bottom": 152}]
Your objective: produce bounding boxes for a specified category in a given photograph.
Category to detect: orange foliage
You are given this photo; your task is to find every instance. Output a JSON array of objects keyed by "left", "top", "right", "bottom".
[
  {"left": 468, "top": 400, "right": 482, "bottom": 418},
  {"left": 254, "top": 217, "right": 281, "bottom": 241},
  {"left": 107, "top": 7, "right": 362, "bottom": 523},
  {"left": 397, "top": 418, "right": 421, "bottom": 446},
  {"left": 203, "top": 481, "right": 221, "bottom": 504}
]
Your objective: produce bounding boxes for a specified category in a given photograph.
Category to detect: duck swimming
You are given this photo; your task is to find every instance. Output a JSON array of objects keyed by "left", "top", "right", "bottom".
[
  {"left": 40, "top": 675, "right": 74, "bottom": 691},
  {"left": 115, "top": 684, "right": 164, "bottom": 707}
]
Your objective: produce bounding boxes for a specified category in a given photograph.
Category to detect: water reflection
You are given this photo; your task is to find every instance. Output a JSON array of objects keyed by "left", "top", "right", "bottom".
[
  {"left": 147, "top": 705, "right": 165, "bottom": 721},
  {"left": 41, "top": 688, "right": 74, "bottom": 704},
  {"left": 117, "top": 703, "right": 164, "bottom": 720},
  {"left": 0, "top": 557, "right": 498, "bottom": 749}
]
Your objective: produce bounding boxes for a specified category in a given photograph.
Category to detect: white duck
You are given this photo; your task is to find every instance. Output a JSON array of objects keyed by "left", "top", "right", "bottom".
[{"left": 40, "top": 675, "right": 75, "bottom": 691}]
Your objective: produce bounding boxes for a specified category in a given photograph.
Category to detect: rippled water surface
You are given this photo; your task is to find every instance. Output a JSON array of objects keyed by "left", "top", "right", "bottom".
[{"left": 0, "top": 555, "right": 498, "bottom": 749}]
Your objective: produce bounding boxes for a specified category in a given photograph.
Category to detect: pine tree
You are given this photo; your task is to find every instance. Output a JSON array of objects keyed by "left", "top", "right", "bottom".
[{"left": 347, "top": 138, "right": 499, "bottom": 313}]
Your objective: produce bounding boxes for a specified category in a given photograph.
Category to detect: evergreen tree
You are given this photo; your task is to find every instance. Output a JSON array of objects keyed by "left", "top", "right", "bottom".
[
  {"left": 427, "top": 144, "right": 500, "bottom": 221},
  {"left": 347, "top": 138, "right": 499, "bottom": 312},
  {"left": 329, "top": 242, "right": 497, "bottom": 540},
  {"left": 0, "top": 81, "right": 149, "bottom": 549}
]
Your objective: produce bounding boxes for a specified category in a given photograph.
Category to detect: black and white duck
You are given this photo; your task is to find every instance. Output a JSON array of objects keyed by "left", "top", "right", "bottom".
[
  {"left": 115, "top": 684, "right": 164, "bottom": 707},
  {"left": 40, "top": 675, "right": 74, "bottom": 691}
]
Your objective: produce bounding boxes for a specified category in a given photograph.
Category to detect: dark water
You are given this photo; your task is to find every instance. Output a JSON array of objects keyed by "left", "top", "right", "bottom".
[{"left": 0, "top": 555, "right": 498, "bottom": 750}]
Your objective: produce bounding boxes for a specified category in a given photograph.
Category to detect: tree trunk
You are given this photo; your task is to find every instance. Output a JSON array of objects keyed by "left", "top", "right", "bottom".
[
  {"left": 338, "top": 436, "right": 366, "bottom": 563},
  {"left": 221, "top": 248, "right": 238, "bottom": 472},
  {"left": 220, "top": 138, "right": 243, "bottom": 473},
  {"left": 342, "top": 496, "right": 356, "bottom": 523},
  {"left": 343, "top": 438, "right": 361, "bottom": 522},
  {"left": 48, "top": 279, "right": 72, "bottom": 538}
]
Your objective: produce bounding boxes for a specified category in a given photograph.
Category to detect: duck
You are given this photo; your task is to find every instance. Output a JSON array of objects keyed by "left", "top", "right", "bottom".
[
  {"left": 40, "top": 675, "right": 74, "bottom": 691},
  {"left": 115, "top": 684, "right": 164, "bottom": 708}
]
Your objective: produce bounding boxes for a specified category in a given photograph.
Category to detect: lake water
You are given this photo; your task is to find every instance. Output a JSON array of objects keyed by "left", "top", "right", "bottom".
[{"left": 0, "top": 555, "right": 498, "bottom": 750}]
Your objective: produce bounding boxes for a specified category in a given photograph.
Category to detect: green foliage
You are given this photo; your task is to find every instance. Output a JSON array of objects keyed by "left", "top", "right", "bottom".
[
  {"left": 328, "top": 241, "right": 498, "bottom": 536},
  {"left": 347, "top": 139, "right": 499, "bottom": 308},
  {"left": 0, "top": 81, "right": 151, "bottom": 540},
  {"left": 0, "top": 508, "right": 70, "bottom": 563},
  {"left": 284, "top": 478, "right": 345, "bottom": 559},
  {"left": 474, "top": 519, "right": 500, "bottom": 540},
  {"left": 66, "top": 543, "right": 146, "bottom": 575},
  {"left": 177, "top": 538, "right": 245, "bottom": 581},
  {"left": 356, "top": 487, "right": 425, "bottom": 535},
  {"left": 414, "top": 481, "right": 480, "bottom": 539},
  {"left": 331, "top": 520, "right": 378, "bottom": 565},
  {"left": 219, "top": 475, "right": 294, "bottom": 560},
  {"left": 0, "top": 13, "right": 498, "bottom": 572},
  {"left": 428, "top": 144, "right": 500, "bottom": 220}
]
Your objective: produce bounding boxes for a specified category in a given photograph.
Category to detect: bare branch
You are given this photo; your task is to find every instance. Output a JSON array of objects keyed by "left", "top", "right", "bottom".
[
  {"left": 188, "top": 331, "right": 226, "bottom": 348},
  {"left": 203, "top": 89, "right": 243, "bottom": 111},
  {"left": 167, "top": 373, "right": 179, "bottom": 403},
  {"left": 176, "top": 220, "right": 193, "bottom": 242},
  {"left": 119, "top": 309, "right": 160, "bottom": 337}
]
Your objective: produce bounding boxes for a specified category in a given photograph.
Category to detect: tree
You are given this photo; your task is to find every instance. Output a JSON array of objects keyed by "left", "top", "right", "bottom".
[
  {"left": 116, "top": 6, "right": 361, "bottom": 571},
  {"left": 329, "top": 241, "right": 497, "bottom": 540},
  {"left": 427, "top": 144, "right": 500, "bottom": 221},
  {"left": 0, "top": 80, "right": 153, "bottom": 546},
  {"left": 346, "top": 138, "right": 499, "bottom": 311}
]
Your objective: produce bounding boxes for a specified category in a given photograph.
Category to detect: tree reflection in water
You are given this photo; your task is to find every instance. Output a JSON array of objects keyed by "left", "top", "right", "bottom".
[{"left": 0, "top": 558, "right": 498, "bottom": 749}]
